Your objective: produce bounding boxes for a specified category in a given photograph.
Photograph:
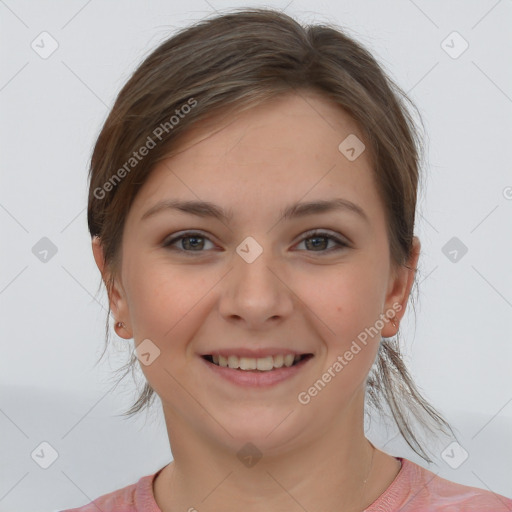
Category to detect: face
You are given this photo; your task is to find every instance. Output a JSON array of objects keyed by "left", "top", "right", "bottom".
[{"left": 93, "top": 91, "right": 419, "bottom": 454}]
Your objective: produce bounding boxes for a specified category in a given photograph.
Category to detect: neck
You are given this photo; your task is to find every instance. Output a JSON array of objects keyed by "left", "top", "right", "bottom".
[{"left": 154, "top": 395, "right": 397, "bottom": 512}]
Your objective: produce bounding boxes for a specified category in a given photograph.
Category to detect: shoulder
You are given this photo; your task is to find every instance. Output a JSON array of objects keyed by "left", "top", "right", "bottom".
[
  {"left": 59, "top": 470, "right": 162, "bottom": 512},
  {"left": 368, "top": 458, "right": 512, "bottom": 512}
]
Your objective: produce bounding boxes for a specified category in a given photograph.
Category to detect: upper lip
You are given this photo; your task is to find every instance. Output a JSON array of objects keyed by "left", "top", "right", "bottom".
[{"left": 201, "top": 348, "right": 312, "bottom": 358}]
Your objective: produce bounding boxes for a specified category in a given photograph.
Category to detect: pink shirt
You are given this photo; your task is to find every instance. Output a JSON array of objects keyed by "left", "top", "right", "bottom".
[{"left": 60, "top": 457, "right": 512, "bottom": 511}]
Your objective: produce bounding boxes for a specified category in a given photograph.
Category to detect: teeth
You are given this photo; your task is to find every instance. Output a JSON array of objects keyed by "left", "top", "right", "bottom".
[
  {"left": 209, "top": 353, "right": 304, "bottom": 371},
  {"left": 256, "top": 356, "right": 273, "bottom": 371},
  {"left": 273, "top": 354, "right": 284, "bottom": 368},
  {"left": 240, "top": 357, "right": 257, "bottom": 370},
  {"left": 284, "top": 354, "right": 295, "bottom": 367}
]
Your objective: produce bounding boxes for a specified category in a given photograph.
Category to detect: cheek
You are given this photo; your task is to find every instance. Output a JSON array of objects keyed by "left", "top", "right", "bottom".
[
  {"left": 300, "top": 262, "right": 386, "bottom": 341},
  {"left": 294, "top": 261, "right": 386, "bottom": 390},
  {"left": 123, "top": 265, "right": 214, "bottom": 400},
  {"left": 124, "top": 260, "right": 212, "bottom": 344}
]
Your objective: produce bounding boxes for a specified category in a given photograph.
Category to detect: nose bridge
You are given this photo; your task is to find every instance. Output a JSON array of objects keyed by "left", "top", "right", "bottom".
[{"left": 218, "top": 237, "right": 293, "bottom": 324}]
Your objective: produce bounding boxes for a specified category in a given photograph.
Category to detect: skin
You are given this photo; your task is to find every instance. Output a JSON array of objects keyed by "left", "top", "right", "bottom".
[{"left": 92, "top": 90, "right": 420, "bottom": 512}]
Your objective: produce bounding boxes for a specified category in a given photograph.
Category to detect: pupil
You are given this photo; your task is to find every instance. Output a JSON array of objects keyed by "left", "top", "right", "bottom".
[
  {"left": 185, "top": 237, "right": 203, "bottom": 250},
  {"left": 306, "top": 236, "right": 326, "bottom": 251}
]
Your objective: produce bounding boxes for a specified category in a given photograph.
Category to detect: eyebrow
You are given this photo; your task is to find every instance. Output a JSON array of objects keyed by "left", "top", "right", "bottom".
[{"left": 140, "top": 197, "right": 369, "bottom": 225}]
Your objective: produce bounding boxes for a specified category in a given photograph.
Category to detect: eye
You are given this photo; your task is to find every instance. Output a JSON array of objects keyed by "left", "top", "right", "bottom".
[
  {"left": 295, "top": 230, "right": 349, "bottom": 253},
  {"left": 162, "top": 231, "right": 216, "bottom": 254},
  {"left": 162, "top": 229, "right": 350, "bottom": 256}
]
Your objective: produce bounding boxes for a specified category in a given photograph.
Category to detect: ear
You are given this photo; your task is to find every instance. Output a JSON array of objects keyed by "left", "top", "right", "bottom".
[
  {"left": 92, "top": 236, "right": 132, "bottom": 338},
  {"left": 380, "top": 236, "right": 420, "bottom": 338}
]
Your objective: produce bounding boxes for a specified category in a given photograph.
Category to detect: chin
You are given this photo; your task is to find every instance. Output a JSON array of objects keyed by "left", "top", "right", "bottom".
[{"left": 211, "top": 410, "right": 309, "bottom": 454}]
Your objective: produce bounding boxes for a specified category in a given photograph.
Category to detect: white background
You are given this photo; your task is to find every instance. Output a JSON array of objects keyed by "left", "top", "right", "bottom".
[{"left": 1, "top": 0, "right": 511, "bottom": 510}]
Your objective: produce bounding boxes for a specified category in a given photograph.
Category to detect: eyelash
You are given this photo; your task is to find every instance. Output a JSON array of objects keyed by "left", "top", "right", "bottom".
[{"left": 162, "top": 230, "right": 350, "bottom": 256}]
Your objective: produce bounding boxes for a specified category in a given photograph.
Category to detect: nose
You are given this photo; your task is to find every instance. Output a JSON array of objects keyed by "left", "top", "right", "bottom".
[{"left": 217, "top": 246, "right": 294, "bottom": 329}]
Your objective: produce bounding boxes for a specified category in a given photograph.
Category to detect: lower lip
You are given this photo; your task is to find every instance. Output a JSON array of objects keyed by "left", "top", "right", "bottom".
[{"left": 200, "top": 356, "right": 313, "bottom": 388}]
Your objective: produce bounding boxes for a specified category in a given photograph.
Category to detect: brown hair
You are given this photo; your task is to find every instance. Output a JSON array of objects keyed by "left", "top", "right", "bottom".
[{"left": 88, "top": 7, "right": 452, "bottom": 462}]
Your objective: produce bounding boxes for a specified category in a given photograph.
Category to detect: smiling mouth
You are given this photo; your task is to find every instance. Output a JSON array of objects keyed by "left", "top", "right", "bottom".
[{"left": 202, "top": 353, "right": 313, "bottom": 371}]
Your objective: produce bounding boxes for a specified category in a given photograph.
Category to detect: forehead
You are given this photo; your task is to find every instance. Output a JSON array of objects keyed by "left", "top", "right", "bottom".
[
  {"left": 166, "top": 91, "right": 371, "bottom": 165},
  {"left": 128, "top": 91, "right": 384, "bottom": 228}
]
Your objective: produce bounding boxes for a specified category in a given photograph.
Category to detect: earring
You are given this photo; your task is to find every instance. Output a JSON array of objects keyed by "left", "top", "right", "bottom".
[
  {"left": 392, "top": 318, "right": 398, "bottom": 328},
  {"left": 115, "top": 321, "right": 125, "bottom": 329}
]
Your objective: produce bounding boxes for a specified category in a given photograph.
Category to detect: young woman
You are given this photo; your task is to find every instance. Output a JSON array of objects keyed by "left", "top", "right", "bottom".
[{"left": 62, "top": 7, "right": 512, "bottom": 512}]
